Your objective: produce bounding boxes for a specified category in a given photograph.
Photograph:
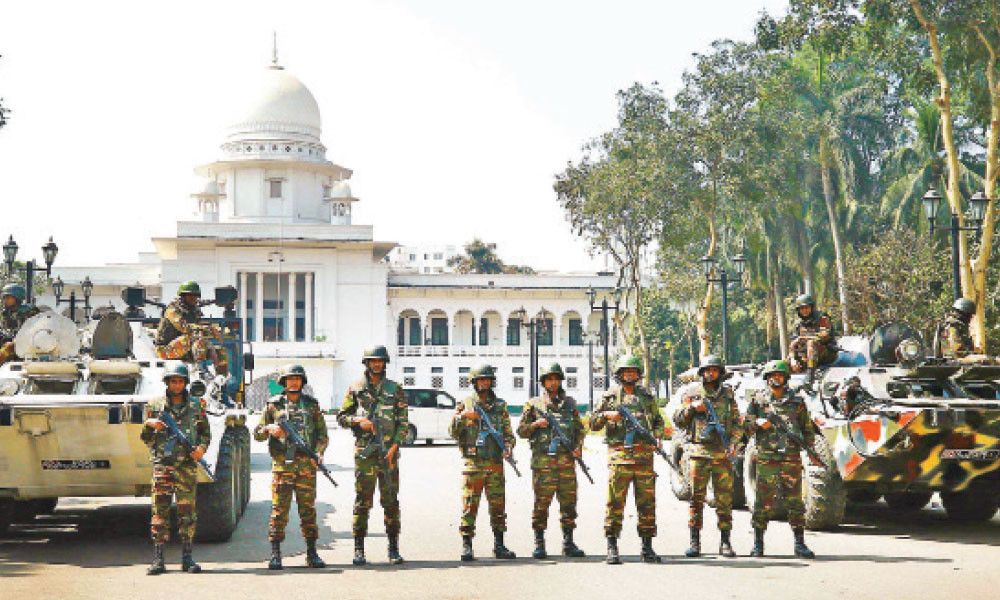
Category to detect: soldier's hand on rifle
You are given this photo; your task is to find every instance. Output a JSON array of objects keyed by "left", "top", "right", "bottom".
[
  {"left": 266, "top": 424, "right": 285, "bottom": 437},
  {"left": 603, "top": 411, "right": 622, "bottom": 422},
  {"left": 503, "top": 447, "right": 512, "bottom": 459},
  {"left": 533, "top": 418, "right": 549, "bottom": 429},
  {"left": 691, "top": 399, "right": 707, "bottom": 412},
  {"left": 145, "top": 418, "right": 166, "bottom": 431},
  {"left": 462, "top": 410, "right": 479, "bottom": 421},
  {"left": 573, "top": 447, "right": 582, "bottom": 459},
  {"left": 386, "top": 443, "right": 399, "bottom": 466},
  {"left": 354, "top": 416, "right": 375, "bottom": 432},
  {"left": 190, "top": 446, "right": 206, "bottom": 461},
  {"left": 808, "top": 454, "right": 823, "bottom": 467},
  {"left": 755, "top": 418, "right": 772, "bottom": 430}
]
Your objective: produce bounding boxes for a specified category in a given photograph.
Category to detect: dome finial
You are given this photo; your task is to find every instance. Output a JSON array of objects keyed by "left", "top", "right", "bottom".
[{"left": 270, "top": 31, "right": 284, "bottom": 70}]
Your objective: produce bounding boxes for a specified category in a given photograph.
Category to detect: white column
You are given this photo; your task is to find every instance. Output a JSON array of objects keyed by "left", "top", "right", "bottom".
[
  {"left": 239, "top": 271, "right": 248, "bottom": 336},
  {"left": 304, "top": 272, "right": 314, "bottom": 342},
  {"left": 288, "top": 272, "right": 297, "bottom": 342},
  {"left": 255, "top": 272, "right": 264, "bottom": 342}
]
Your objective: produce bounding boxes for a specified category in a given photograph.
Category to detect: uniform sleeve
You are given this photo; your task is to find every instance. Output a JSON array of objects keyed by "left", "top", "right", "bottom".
[
  {"left": 253, "top": 404, "right": 274, "bottom": 441},
  {"left": 336, "top": 386, "right": 358, "bottom": 429},
  {"left": 195, "top": 409, "right": 211, "bottom": 450},
  {"left": 798, "top": 402, "right": 816, "bottom": 449},
  {"left": 725, "top": 391, "right": 742, "bottom": 441},
  {"left": 140, "top": 420, "right": 156, "bottom": 445},
  {"left": 449, "top": 400, "right": 469, "bottom": 440},
  {"left": 649, "top": 398, "right": 665, "bottom": 439},
  {"left": 392, "top": 386, "right": 408, "bottom": 446},
  {"left": 313, "top": 404, "right": 329, "bottom": 454},
  {"left": 817, "top": 315, "right": 833, "bottom": 341},
  {"left": 571, "top": 408, "right": 586, "bottom": 451},
  {"left": 500, "top": 406, "right": 516, "bottom": 448},
  {"left": 590, "top": 395, "right": 610, "bottom": 431},
  {"left": 164, "top": 305, "right": 191, "bottom": 334},
  {"left": 516, "top": 402, "right": 536, "bottom": 439},
  {"left": 673, "top": 392, "right": 694, "bottom": 429}
]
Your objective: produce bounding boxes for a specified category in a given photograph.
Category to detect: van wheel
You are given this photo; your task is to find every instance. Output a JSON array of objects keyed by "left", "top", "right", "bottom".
[
  {"left": 669, "top": 441, "right": 692, "bottom": 502},
  {"left": 403, "top": 425, "right": 417, "bottom": 446}
]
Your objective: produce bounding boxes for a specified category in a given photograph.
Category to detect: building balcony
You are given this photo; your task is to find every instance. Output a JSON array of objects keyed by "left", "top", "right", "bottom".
[
  {"left": 395, "top": 344, "right": 592, "bottom": 360},
  {"left": 248, "top": 341, "right": 338, "bottom": 359}
]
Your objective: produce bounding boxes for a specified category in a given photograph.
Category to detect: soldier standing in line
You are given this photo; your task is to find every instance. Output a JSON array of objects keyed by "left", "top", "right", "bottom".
[
  {"left": 745, "top": 360, "right": 819, "bottom": 559},
  {"left": 336, "top": 345, "right": 408, "bottom": 566},
  {"left": 517, "top": 362, "right": 587, "bottom": 559},
  {"left": 254, "top": 364, "right": 328, "bottom": 570},
  {"left": 0, "top": 283, "right": 40, "bottom": 366},
  {"left": 590, "top": 354, "right": 664, "bottom": 564},
  {"left": 673, "top": 354, "right": 740, "bottom": 558},
  {"left": 449, "top": 363, "right": 517, "bottom": 562},
  {"left": 141, "top": 362, "right": 210, "bottom": 575},
  {"left": 154, "top": 281, "right": 228, "bottom": 374}
]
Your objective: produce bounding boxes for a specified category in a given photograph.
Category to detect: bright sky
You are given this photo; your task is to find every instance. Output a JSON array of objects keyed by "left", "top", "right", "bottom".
[{"left": 0, "top": 0, "right": 788, "bottom": 274}]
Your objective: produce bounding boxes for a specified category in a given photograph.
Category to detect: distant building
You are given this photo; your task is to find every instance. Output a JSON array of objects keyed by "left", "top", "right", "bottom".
[{"left": 387, "top": 244, "right": 463, "bottom": 274}]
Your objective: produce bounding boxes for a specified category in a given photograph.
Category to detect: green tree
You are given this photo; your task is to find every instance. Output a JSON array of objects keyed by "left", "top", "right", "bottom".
[{"left": 446, "top": 239, "right": 535, "bottom": 274}]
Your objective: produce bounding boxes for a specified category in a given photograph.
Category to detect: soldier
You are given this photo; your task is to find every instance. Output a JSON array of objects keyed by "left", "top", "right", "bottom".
[
  {"left": 936, "top": 298, "right": 976, "bottom": 360},
  {"left": 449, "top": 363, "right": 517, "bottom": 562},
  {"left": 787, "top": 293, "right": 838, "bottom": 383},
  {"left": 744, "top": 359, "right": 819, "bottom": 559},
  {"left": 0, "top": 283, "right": 40, "bottom": 366},
  {"left": 673, "top": 354, "right": 740, "bottom": 558},
  {"left": 590, "top": 354, "right": 665, "bottom": 564},
  {"left": 517, "top": 362, "right": 586, "bottom": 559},
  {"left": 154, "top": 281, "right": 228, "bottom": 375},
  {"left": 254, "top": 364, "right": 328, "bottom": 570},
  {"left": 336, "top": 345, "right": 408, "bottom": 566},
  {"left": 140, "top": 362, "right": 210, "bottom": 575}
]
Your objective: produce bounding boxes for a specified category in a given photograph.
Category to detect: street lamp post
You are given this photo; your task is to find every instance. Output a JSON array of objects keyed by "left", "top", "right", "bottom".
[
  {"left": 922, "top": 187, "right": 993, "bottom": 300},
  {"left": 513, "top": 307, "right": 550, "bottom": 398},
  {"left": 587, "top": 286, "right": 621, "bottom": 391},
  {"left": 583, "top": 330, "right": 599, "bottom": 413},
  {"left": 700, "top": 252, "right": 747, "bottom": 364},
  {"left": 53, "top": 275, "right": 94, "bottom": 322},
  {"left": 3, "top": 235, "right": 58, "bottom": 304}
]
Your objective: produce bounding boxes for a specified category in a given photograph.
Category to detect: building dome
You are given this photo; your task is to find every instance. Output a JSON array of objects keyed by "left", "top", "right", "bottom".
[
  {"left": 328, "top": 181, "right": 352, "bottom": 199},
  {"left": 226, "top": 64, "right": 323, "bottom": 148}
]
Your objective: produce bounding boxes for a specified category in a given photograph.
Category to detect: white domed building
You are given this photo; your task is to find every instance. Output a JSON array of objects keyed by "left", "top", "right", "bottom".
[{"left": 45, "top": 54, "right": 617, "bottom": 415}]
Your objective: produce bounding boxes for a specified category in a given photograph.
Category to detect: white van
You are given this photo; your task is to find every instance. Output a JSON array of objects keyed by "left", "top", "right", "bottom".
[{"left": 401, "top": 388, "right": 458, "bottom": 445}]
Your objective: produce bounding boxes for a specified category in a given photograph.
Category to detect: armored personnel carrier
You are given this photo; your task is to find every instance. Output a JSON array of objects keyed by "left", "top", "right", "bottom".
[
  {"left": 667, "top": 321, "right": 1000, "bottom": 530},
  {"left": 0, "top": 286, "right": 253, "bottom": 541}
]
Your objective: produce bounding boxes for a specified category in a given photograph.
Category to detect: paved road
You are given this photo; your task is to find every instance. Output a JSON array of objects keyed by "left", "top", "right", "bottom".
[{"left": 2, "top": 425, "right": 999, "bottom": 599}]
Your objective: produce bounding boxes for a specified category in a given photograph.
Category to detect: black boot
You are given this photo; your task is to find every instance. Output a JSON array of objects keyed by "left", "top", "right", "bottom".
[
  {"left": 181, "top": 542, "right": 201, "bottom": 573},
  {"left": 605, "top": 536, "right": 621, "bottom": 565},
  {"left": 147, "top": 543, "right": 166, "bottom": 575},
  {"left": 685, "top": 527, "right": 701, "bottom": 558},
  {"left": 793, "top": 527, "right": 815, "bottom": 559},
  {"left": 749, "top": 528, "right": 765, "bottom": 557},
  {"left": 532, "top": 529, "right": 547, "bottom": 559},
  {"left": 268, "top": 540, "right": 283, "bottom": 570},
  {"left": 640, "top": 536, "right": 662, "bottom": 563},
  {"left": 719, "top": 530, "right": 736, "bottom": 558},
  {"left": 562, "top": 528, "right": 585, "bottom": 557},
  {"left": 388, "top": 534, "right": 404, "bottom": 565},
  {"left": 305, "top": 539, "right": 326, "bottom": 568},
  {"left": 492, "top": 529, "right": 516, "bottom": 559},
  {"left": 353, "top": 534, "right": 367, "bottom": 566},
  {"left": 461, "top": 535, "right": 475, "bottom": 562}
]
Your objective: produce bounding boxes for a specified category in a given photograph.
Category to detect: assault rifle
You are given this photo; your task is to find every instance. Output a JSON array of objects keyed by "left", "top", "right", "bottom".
[
  {"left": 763, "top": 405, "right": 826, "bottom": 467},
  {"left": 475, "top": 404, "right": 521, "bottom": 477},
  {"left": 276, "top": 414, "right": 338, "bottom": 487},
  {"left": 701, "top": 396, "right": 737, "bottom": 463},
  {"left": 618, "top": 405, "right": 680, "bottom": 474},
  {"left": 541, "top": 408, "right": 594, "bottom": 484},
  {"left": 159, "top": 410, "right": 215, "bottom": 481}
]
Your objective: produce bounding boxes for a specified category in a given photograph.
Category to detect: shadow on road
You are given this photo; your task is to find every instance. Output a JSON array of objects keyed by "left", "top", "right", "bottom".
[{"left": 837, "top": 502, "right": 1000, "bottom": 547}]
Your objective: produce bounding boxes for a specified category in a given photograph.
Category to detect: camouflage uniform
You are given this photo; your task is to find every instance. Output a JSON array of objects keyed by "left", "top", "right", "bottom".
[
  {"left": 336, "top": 375, "right": 408, "bottom": 537},
  {"left": 938, "top": 314, "right": 974, "bottom": 359},
  {"left": 517, "top": 391, "right": 585, "bottom": 532},
  {"left": 154, "top": 298, "right": 228, "bottom": 372},
  {"left": 253, "top": 391, "right": 328, "bottom": 542},
  {"left": 789, "top": 311, "right": 838, "bottom": 370},
  {"left": 590, "top": 385, "right": 664, "bottom": 538},
  {"left": 0, "top": 303, "right": 40, "bottom": 364},
  {"left": 673, "top": 382, "right": 741, "bottom": 531},
  {"left": 449, "top": 392, "right": 516, "bottom": 537},
  {"left": 745, "top": 389, "right": 815, "bottom": 531},
  {"left": 140, "top": 393, "right": 210, "bottom": 544}
]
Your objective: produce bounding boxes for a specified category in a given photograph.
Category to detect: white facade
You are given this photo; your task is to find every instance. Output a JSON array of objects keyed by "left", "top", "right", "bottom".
[
  {"left": 37, "top": 53, "right": 616, "bottom": 410},
  {"left": 387, "top": 243, "right": 462, "bottom": 274}
]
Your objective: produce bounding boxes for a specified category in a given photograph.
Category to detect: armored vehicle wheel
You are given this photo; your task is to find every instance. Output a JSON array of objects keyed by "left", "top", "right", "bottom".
[
  {"left": 804, "top": 433, "right": 845, "bottom": 530},
  {"left": 34, "top": 498, "right": 58, "bottom": 515},
  {"left": 941, "top": 486, "right": 1000, "bottom": 522},
  {"left": 846, "top": 489, "right": 882, "bottom": 504},
  {"left": 239, "top": 427, "right": 251, "bottom": 513},
  {"left": 0, "top": 499, "right": 12, "bottom": 535},
  {"left": 196, "top": 426, "right": 248, "bottom": 542},
  {"left": 403, "top": 424, "right": 417, "bottom": 446},
  {"left": 884, "top": 491, "right": 932, "bottom": 512},
  {"left": 670, "top": 441, "right": 692, "bottom": 502}
]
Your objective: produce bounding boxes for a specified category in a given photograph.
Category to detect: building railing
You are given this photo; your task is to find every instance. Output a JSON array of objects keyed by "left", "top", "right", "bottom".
[{"left": 395, "top": 344, "right": 594, "bottom": 359}]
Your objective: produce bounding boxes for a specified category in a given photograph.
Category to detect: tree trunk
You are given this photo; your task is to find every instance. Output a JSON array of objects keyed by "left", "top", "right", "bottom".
[
  {"left": 819, "top": 137, "right": 852, "bottom": 334},
  {"left": 766, "top": 230, "right": 789, "bottom": 359},
  {"left": 696, "top": 218, "right": 718, "bottom": 360},
  {"left": 796, "top": 222, "right": 814, "bottom": 296}
]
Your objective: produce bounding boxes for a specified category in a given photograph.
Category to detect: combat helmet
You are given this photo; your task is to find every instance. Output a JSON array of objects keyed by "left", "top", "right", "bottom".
[
  {"left": 697, "top": 354, "right": 725, "bottom": 376},
  {"left": 177, "top": 281, "right": 201, "bottom": 297},
  {"left": 278, "top": 364, "right": 308, "bottom": 386},
  {"left": 162, "top": 361, "right": 190, "bottom": 384},
  {"left": 613, "top": 354, "right": 643, "bottom": 381},
  {"left": 1, "top": 283, "right": 25, "bottom": 303},
  {"left": 762, "top": 359, "right": 791, "bottom": 379},
  {"left": 469, "top": 363, "right": 496, "bottom": 384},
  {"left": 361, "top": 345, "right": 391, "bottom": 365},
  {"left": 794, "top": 293, "right": 815, "bottom": 310},
  {"left": 538, "top": 362, "right": 565, "bottom": 382},
  {"left": 953, "top": 298, "right": 976, "bottom": 317}
]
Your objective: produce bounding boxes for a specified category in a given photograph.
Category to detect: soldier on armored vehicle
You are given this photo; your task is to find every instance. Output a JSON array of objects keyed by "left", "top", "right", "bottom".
[
  {"left": 787, "top": 294, "right": 838, "bottom": 383},
  {"left": 0, "top": 284, "right": 40, "bottom": 366},
  {"left": 155, "top": 281, "right": 229, "bottom": 375},
  {"left": 933, "top": 298, "right": 993, "bottom": 364}
]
